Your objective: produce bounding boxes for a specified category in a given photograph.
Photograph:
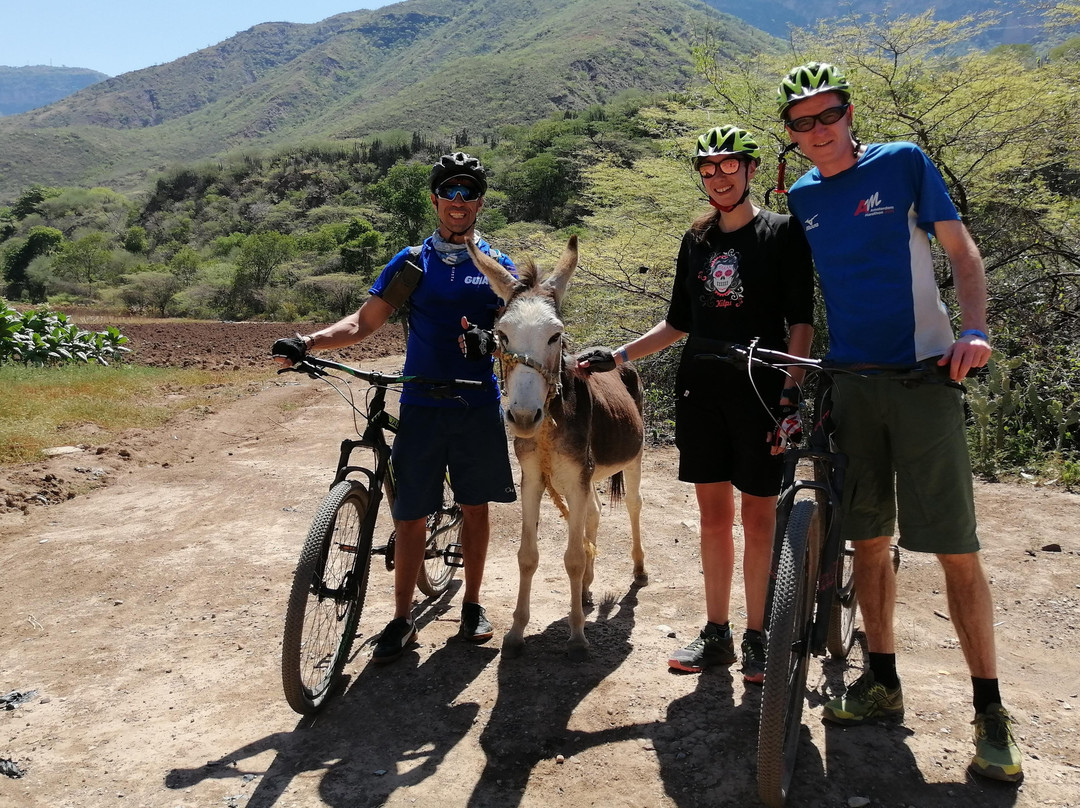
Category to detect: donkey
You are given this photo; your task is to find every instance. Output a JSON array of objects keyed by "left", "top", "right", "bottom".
[{"left": 467, "top": 236, "right": 647, "bottom": 660}]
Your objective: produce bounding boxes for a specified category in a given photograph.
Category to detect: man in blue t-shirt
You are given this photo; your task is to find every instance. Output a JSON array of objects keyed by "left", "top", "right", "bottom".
[
  {"left": 777, "top": 62, "right": 1022, "bottom": 783},
  {"left": 273, "top": 152, "right": 516, "bottom": 664}
]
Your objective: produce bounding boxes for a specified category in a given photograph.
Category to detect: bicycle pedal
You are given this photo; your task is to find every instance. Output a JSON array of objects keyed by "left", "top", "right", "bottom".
[
  {"left": 383, "top": 532, "right": 396, "bottom": 571},
  {"left": 443, "top": 543, "right": 465, "bottom": 568}
]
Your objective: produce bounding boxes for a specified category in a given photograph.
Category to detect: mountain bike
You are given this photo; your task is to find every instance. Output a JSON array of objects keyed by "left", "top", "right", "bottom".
[
  {"left": 696, "top": 342, "right": 907, "bottom": 808},
  {"left": 278, "top": 355, "right": 483, "bottom": 715}
]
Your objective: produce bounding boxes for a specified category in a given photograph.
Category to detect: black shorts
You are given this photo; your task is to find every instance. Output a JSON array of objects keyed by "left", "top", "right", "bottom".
[{"left": 674, "top": 363, "right": 783, "bottom": 497}]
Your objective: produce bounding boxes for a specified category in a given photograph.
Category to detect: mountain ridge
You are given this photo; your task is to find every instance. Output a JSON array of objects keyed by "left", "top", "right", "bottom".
[
  {"left": 0, "top": 0, "right": 776, "bottom": 199},
  {"left": 0, "top": 66, "right": 109, "bottom": 117}
]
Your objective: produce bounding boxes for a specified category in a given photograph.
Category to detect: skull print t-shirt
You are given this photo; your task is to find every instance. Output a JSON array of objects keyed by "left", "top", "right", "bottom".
[{"left": 665, "top": 208, "right": 814, "bottom": 354}]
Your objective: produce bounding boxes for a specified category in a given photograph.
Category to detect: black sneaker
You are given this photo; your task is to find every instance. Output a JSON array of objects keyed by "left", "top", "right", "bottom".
[
  {"left": 668, "top": 623, "right": 736, "bottom": 673},
  {"left": 741, "top": 629, "right": 766, "bottom": 684},
  {"left": 373, "top": 617, "right": 417, "bottom": 664},
  {"left": 459, "top": 602, "right": 494, "bottom": 643}
]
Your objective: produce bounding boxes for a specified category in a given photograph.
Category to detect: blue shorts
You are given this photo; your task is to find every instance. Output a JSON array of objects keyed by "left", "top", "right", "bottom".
[{"left": 390, "top": 402, "right": 516, "bottom": 521}]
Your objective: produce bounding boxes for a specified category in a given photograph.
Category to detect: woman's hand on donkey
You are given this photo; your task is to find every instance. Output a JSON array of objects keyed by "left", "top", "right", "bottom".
[{"left": 576, "top": 347, "right": 617, "bottom": 373}]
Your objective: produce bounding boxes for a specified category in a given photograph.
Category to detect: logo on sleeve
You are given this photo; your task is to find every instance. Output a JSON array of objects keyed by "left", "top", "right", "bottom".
[
  {"left": 803, "top": 214, "right": 820, "bottom": 232},
  {"left": 854, "top": 192, "right": 895, "bottom": 217}
]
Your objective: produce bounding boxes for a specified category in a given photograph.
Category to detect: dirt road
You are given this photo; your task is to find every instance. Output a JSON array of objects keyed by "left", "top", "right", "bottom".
[{"left": 1, "top": 324, "right": 1078, "bottom": 808}]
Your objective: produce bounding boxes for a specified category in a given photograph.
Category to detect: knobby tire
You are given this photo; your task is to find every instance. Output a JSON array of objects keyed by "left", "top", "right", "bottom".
[
  {"left": 757, "top": 498, "right": 822, "bottom": 808},
  {"left": 826, "top": 541, "right": 858, "bottom": 658},
  {"left": 281, "top": 480, "right": 373, "bottom": 714},
  {"left": 416, "top": 475, "right": 462, "bottom": 597}
]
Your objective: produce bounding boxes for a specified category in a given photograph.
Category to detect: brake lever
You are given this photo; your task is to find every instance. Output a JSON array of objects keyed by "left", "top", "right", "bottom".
[{"left": 275, "top": 362, "right": 327, "bottom": 379}]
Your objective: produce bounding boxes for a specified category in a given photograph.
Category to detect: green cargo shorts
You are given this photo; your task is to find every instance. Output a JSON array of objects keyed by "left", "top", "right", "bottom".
[{"left": 831, "top": 373, "right": 979, "bottom": 554}]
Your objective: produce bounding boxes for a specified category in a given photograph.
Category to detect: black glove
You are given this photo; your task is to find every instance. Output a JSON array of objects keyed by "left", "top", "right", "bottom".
[
  {"left": 576, "top": 347, "right": 616, "bottom": 373},
  {"left": 271, "top": 336, "right": 307, "bottom": 364},
  {"left": 460, "top": 321, "right": 496, "bottom": 360}
]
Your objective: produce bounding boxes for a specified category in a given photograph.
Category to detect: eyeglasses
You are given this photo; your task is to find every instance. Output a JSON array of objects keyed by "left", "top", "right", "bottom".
[
  {"left": 697, "top": 157, "right": 747, "bottom": 178},
  {"left": 436, "top": 184, "right": 481, "bottom": 201},
  {"left": 785, "top": 104, "right": 850, "bottom": 133}
]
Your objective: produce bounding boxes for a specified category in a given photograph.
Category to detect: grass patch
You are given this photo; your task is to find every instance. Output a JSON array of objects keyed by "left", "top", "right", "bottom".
[{"left": 0, "top": 363, "right": 258, "bottom": 465}]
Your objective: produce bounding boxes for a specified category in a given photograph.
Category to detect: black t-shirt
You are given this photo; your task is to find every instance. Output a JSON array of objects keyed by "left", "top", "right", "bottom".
[{"left": 666, "top": 209, "right": 815, "bottom": 398}]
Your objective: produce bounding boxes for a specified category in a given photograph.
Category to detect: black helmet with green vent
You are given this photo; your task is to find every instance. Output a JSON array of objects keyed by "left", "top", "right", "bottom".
[
  {"left": 776, "top": 62, "right": 851, "bottom": 119},
  {"left": 693, "top": 125, "right": 762, "bottom": 166},
  {"left": 429, "top": 152, "right": 488, "bottom": 196}
]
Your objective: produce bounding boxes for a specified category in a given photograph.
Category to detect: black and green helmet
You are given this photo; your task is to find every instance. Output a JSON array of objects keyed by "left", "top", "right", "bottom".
[
  {"left": 429, "top": 152, "right": 488, "bottom": 196},
  {"left": 776, "top": 62, "right": 851, "bottom": 119},
  {"left": 693, "top": 125, "right": 761, "bottom": 166}
]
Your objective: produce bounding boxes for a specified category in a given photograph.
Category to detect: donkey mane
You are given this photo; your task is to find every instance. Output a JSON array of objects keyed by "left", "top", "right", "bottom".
[{"left": 510, "top": 257, "right": 562, "bottom": 312}]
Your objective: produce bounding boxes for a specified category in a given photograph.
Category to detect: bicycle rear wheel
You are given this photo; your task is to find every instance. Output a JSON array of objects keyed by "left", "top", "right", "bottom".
[
  {"left": 757, "top": 498, "right": 822, "bottom": 808},
  {"left": 826, "top": 541, "right": 858, "bottom": 658},
  {"left": 416, "top": 475, "right": 462, "bottom": 597},
  {"left": 282, "top": 480, "right": 373, "bottom": 714}
]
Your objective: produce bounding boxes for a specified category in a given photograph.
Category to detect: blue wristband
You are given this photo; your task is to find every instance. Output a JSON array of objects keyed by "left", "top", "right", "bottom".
[
  {"left": 618, "top": 347, "right": 630, "bottom": 364},
  {"left": 959, "top": 329, "right": 989, "bottom": 341}
]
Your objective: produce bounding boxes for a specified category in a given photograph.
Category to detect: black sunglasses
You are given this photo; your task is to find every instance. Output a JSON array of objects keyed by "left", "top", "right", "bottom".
[
  {"left": 436, "top": 183, "right": 481, "bottom": 201},
  {"left": 697, "top": 156, "right": 748, "bottom": 178},
  {"left": 785, "top": 103, "right": 850, "bottom": 133}
]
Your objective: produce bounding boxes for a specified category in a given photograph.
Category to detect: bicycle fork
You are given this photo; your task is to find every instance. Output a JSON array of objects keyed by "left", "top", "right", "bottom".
[{"left": 765, "top": 447, "right": 848, "bottom": 657}]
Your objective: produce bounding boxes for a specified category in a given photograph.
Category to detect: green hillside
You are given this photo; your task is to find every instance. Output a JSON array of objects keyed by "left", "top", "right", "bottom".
[
  {"left": 700, "top": 0, "right": 1043, "bottom": 44},
  {"left": 0, "top": 0, "right": 773, "bottom": 200}
]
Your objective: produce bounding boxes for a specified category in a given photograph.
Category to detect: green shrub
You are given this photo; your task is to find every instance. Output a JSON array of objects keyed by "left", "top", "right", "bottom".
[{"left": 0, "top": 300, "right": 129, "bottom": 365}]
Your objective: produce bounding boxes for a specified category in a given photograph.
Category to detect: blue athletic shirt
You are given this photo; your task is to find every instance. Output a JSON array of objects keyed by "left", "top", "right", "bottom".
[
  {"left": 369, "top": 235, "right": 515, "bottom": 407},
  {"left": 787, "top": 142, "right": 959, "bottom": 365}
]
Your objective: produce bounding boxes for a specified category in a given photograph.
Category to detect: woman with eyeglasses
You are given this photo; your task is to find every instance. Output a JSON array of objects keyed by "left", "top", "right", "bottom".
[
  {"left": 576, "top": 125, "right": 815, "bottom": 681},
  {"left": 272, "top": 152, "right": 517, "bottom": 664}
]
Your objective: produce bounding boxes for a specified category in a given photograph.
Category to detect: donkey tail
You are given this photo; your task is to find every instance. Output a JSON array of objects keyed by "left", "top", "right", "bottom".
[{"left": 608, "top": 471, "right": 625, "bottom": 508}]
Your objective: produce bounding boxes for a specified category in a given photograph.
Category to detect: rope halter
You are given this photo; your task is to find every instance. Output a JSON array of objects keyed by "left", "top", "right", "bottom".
[{"left": 500, "top": 348, "right": 563, "bottom": 406}]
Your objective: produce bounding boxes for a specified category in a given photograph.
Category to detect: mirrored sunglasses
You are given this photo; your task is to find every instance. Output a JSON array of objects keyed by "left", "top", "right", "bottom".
[
  {"left": 436, "top": 183, "right": 481, "bottom": 201},
  {"left": 697, "top": 156, "right": 747, "bottom": 178},
  {"left": 785, "top": 103, "right": 850, "bottom": 133}
]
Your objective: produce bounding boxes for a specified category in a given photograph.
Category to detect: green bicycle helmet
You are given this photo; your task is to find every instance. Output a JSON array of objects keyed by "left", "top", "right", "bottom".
[
  {"left": 693, "top": 125, "right": 762, "bottom": 167},
  {"left": 776, "top": 62, "right": 851, "bottom": 119},
  {"left": 429, "top": 152, "right": 488, "bottom": 196}
]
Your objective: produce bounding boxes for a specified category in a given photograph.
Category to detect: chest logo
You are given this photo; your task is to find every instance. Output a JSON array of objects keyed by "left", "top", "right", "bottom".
[
  {"left": 698, "top": 249, "right": 744, "bottom": 308},
  {"left": 854, "top": 191, "right": 895, "bottom": 217}
]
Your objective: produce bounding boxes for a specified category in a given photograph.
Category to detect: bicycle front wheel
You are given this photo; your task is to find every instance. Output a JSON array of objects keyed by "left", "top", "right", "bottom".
[
  {"left": 416, "top": 475, "right": 462, "bottom": 597},
  {"left": 281, "top": 480, "right": 373, "bottom": 714},
  {"left": 757, "top": 498, "right": 822, "bottom": 808}
]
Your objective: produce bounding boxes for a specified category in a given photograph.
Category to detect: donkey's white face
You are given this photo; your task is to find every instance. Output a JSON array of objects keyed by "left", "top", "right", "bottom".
[
  {"left": 497, "top": 296, "right": 564, "bottom": 438},
  {"left": 466, "top": 236, "right": 579, "bottom": 439}
]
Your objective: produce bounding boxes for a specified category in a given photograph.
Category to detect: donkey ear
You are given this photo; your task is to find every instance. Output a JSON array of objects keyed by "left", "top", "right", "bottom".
[
  {"left": 541, "top": 235, "right": 578, "bottom": 308},
  {"left": 467, "top": 240, "right": 519, "bottom": 304}
]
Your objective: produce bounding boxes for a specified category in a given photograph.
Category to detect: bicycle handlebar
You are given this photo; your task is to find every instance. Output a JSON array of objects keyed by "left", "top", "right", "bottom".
[
  {"left": 277, "top": 355, "right": 486, "bottom": 392},
  {"left": 694, "top": 340, "right": 972, "bottom": 379},
  {"left": 693, "top": 341, "right": 821, "bottom": 372}
]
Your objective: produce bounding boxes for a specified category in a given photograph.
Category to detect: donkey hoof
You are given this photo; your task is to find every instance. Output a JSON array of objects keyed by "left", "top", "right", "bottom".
[
  {"left": 633, "top": 571, "right": 649, "bottom": 587},
  {"left": 501, "top": 633, "right": 525, "bottom": 659},
  {"left": 567, "top": 642, "right": 590, "bottom": 662}
]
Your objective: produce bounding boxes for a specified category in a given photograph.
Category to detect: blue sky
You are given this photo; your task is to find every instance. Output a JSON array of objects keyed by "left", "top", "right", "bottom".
[{"left": 2, "top": 1, "right": 392, "bottom": 77}]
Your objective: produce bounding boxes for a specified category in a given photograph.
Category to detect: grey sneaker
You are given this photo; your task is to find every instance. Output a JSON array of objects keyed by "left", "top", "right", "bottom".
[
  {"left": 372, "top": 617, "right": 417, "bottom": 664},
  {"left": 459, "top": 602, "right": 494, "bottom": 643},
  {"left": 741, "top": 629, "right": 766, "bottom": 684},
  {"left": 668, "top": 624, "right": 736, "bottom": 673},
  {"left": 822, "top": 670, "right": 904, "bottom": 725},
  {"left": 969, "top": 703, "right": 1023, "bottom": 783}
]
